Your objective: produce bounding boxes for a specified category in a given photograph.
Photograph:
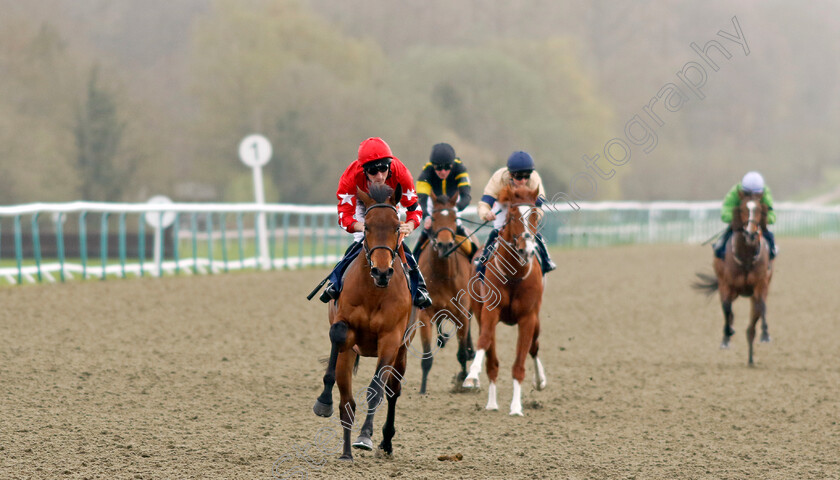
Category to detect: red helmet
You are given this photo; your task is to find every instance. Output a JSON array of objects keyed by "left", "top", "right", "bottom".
[{"left": 357, "top": 137, "right": 393, "bottom": 165}]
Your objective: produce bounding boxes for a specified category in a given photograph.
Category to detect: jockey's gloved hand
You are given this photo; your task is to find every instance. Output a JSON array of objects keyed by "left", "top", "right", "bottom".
[{"left": 399, "top": 223, "right": 414, "bottom": 236}]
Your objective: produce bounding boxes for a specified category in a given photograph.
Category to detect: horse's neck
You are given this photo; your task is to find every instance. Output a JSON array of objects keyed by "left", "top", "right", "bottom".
[
  {"left": 429, "top": 246, "right": 456, "bottom": 278},
  {"left": 732, "top": 229, "right": 760, "bottom": 262}
]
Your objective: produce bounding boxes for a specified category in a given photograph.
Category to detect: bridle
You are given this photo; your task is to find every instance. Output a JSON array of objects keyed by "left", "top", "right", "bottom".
[
  {"left": 362, "top": 203, "right": 400, "bottom": 268},
  {"left": 490, "top": 201, "right": 538, "bottom": 282},
  {"left": 430, "top": 207, "right": 458, "bottom": 251},
  {"left": 504, "top": 202, "right": 539, "bottom": 245},
  {"left": 732, "top": 200, "right": 763, "bottom": 267}
]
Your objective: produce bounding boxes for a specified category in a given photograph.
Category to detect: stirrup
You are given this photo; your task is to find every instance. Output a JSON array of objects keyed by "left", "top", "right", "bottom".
[
  {"left": 319, "top": 284, "right": 338, "bottom": 303},
  {"left": 413, "top": 289, "right": 433, "bottom": 309}
]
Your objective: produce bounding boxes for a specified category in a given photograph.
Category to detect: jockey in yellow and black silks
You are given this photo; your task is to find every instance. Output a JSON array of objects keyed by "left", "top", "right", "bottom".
[{"left": 412, "top": 143, "right": 477, "bottom": 258}]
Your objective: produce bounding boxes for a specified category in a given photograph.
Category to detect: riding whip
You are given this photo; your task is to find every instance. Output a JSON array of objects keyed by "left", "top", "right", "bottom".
[
  {"left": 306, "top": 276, "right": 330, "bottom": 301},
  {"left": 701, "top": 228, "right": 727, "bottom": 246}
]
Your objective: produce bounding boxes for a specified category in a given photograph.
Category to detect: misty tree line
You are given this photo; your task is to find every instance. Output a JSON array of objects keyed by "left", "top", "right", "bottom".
[{"left": 0, "top": 0, "right": 838, "bottom": 205}]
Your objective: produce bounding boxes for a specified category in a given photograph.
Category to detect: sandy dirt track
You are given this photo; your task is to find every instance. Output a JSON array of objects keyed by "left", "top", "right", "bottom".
[{"left": 1, "top": 239, "right": 839, "bottom": 479}]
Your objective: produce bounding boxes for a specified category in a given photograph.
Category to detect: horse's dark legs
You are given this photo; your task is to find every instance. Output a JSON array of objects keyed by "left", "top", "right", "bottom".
[
  {"left": 379, "top": 348, "right": 406, "bottom": 456},
  {"left": 418, "top": 311, "right": 433, "bottom": 395},
  {"left": 720, "top": 300, "right": 735, "bottom": 349},
  {"left": 314, "top": 321, "right": 348, "bottom": 417},
  {"left": 353, "top": 364, "right": 389, "bottom": 450},
  {"left": 748, "top": 296, "right": 767, "bottom": 365},
  {"left": 529, "top": 320, "right": 546, "bottom": 390},
  {"left": 759, "top": 298, "right": 771, "bottom": 344},
  {"left": 335, "top": 350, "right": 357, "bottom": 461},
  {"left": 456, "top": 329, "right": 470, "bottom": 383}
]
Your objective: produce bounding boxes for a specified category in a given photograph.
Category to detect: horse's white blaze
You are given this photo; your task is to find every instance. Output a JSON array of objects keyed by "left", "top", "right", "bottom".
[
  {"left": 533, "top": 356, "right": 547, "bottom": 390},
  {"left": 746, "top": 200, "right": 758, "bottom": 234},
  {"left": 486, "top": 382, "right": 499, "bottom": 410},
  {"left": 510, "top": 379, "right": 523, "bottom": 416},
  {"left": 463, "top": 349, "right": 485, "bottom": 388}
]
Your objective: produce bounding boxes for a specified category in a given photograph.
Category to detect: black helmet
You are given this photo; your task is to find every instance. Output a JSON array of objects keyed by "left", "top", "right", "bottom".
[{"left": 430, "top": 143, "right": 456, "bottom": 166}]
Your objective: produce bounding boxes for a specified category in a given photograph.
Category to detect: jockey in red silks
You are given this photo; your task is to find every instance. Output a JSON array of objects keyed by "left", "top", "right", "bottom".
[{"left": 319, "top": 137, "right": 433, "bottom": 308}]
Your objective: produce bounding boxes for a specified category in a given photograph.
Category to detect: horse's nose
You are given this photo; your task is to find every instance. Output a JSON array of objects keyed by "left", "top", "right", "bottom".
[
  {"left": 370, "top": 267, "right": 394, "bottom": 287},
  {"left": 444, "top": 242, "right": 455, "bottom": 252}
]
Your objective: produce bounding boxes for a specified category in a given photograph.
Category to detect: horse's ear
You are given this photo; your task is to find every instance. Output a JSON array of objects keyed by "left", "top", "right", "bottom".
[
  {"left": 392, "top": 183, "right": 402, "bottom": 206},
  {"left": 498, "top": 184, "right": 512, "bottom": 203},
  {"left": 429, "top": 190, "right": 437, "bottom": 204},
  {"left": 450, "top": 191, "right": 459, "bottom": 206},
  {"left": 357, "top": 186, "right": 373, "bottom": 209},
  {"left": 738, "top": 188, "right": 745, "bottom": 200}
]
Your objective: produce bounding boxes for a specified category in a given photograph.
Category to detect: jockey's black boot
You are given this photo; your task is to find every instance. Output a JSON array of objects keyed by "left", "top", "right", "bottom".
[
  {"left": 474, "top": 229, "right": 499, "bottom": 280},
  {"left": 409, "top": 266, "right": 433, "bottom": 308},
  {"left": 535, "top": 234, "right": 556, "bottom": 274},
  {"left": 713, "top": 227, "right": 733, "bottom": 260},
  {"left": 317, "top": 241, "right": 363, "bottom": 304},
  {"left": 763, "top": 229, "right": 777, "bottom": 260}
]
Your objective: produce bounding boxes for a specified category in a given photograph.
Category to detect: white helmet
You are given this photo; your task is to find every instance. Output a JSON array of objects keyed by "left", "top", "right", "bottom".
[{"left": 741, "top": 171, "right": 765, "bottom": 194}]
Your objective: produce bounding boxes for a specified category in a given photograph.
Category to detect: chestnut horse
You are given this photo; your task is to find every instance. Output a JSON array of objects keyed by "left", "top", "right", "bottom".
[
  {"left": 694, "top": 191, "right": 773, "bottom": 365},
  {"left": 416, "top": 191, "right": 475, "bottom": 393},
  {"left": 312, "top": 183, "right": 414, "bottom": 460},
  {"left": 462, "top": 183, "right": 547, "bottom": 416}
]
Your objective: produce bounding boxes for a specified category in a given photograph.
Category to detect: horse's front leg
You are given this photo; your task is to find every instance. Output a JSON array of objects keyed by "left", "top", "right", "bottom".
[
  {"left": 758, "top": 294, "right": 771, "bottom": 344},
  {"left": 455, "top": 314, "right": 472, "bottom": 383},
  {"left": 464, "top": 304, "right": 498, "bottom": 390},
  {"left": 718, "top": 285, "right": 736, "bottom": 349},
  {"left": 748, "top": 295, "right": 767, "bottom": 366},
  {"left": 377, "top": 337, "right": 405, "bottom": 457},
  {"left": 353, "top": 361, "right": 390, "bottom": 451},
  {"left": 529, "top": 319, "right": 546, "bottom": 391},
  {"left": 335, "top": 349, "right": 357, "bottom": 461},
  {"left": 417, "top": 309, "right": 434, "bottom": 395},
  {"left": 314, "top": 321, "right": 349, "bottom": 417},
  {"left": 509, "top": 314, "right": 537, "bottom": 416}
]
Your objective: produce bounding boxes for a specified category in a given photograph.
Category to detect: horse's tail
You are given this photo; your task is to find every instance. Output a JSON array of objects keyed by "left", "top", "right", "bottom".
[{"left": 692, "top": 272, "right": 719, "bottom": 296}]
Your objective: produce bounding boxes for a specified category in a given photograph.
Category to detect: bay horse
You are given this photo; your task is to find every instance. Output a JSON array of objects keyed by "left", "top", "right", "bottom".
[
  {"left": 312, "top": 183, "right": 414, "bottom": 460},
  {"left": 462, "top": 183, "right": 547, "bottom": 416},
  {"left": 416, "top": 191, "right": 475, "bottom": 394},
  {"left": 694, "top": 190, "right": 773, "bottom": 365}
]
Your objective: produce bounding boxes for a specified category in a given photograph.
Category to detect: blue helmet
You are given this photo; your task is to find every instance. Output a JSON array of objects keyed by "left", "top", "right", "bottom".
[
  {"left": 741, "top": 171, "right": 765, "bottom": 194},
  {"left": 507, "top": 151, "right": 534, "bottom": 172}
]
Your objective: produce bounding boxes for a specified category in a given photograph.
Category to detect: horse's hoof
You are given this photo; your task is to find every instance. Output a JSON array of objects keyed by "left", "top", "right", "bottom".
[
  {"left": 313, "top": 399, "right": 333, "bottom": 418},
  {"left": 760, "top": 334, "right": 771, "bottom": 343},
  {"left": 720, "top": 341, "right": 730, "bottom": 350},
  {"left": 533, "top": 379, "right": 547, "bottom": 391},
  {"left": 353, "top": 436, "right": 373, "bottom": 451},
  {"left": 509, "top": 409, "right": 524, "bottom": 417},
  {"left": 338, "top": 454, "right": 353, "bottom": 463},
  {"left": 462, "top": 377, "right": 480, "bottom": 389},
  {"left": 375, "top": 446, "right": 393, "bottom": 459}
]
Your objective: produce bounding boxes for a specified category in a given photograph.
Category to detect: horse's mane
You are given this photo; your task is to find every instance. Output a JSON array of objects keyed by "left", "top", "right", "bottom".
[{"left": 368, "top": 184, "right": 394, "bottom": 204}]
